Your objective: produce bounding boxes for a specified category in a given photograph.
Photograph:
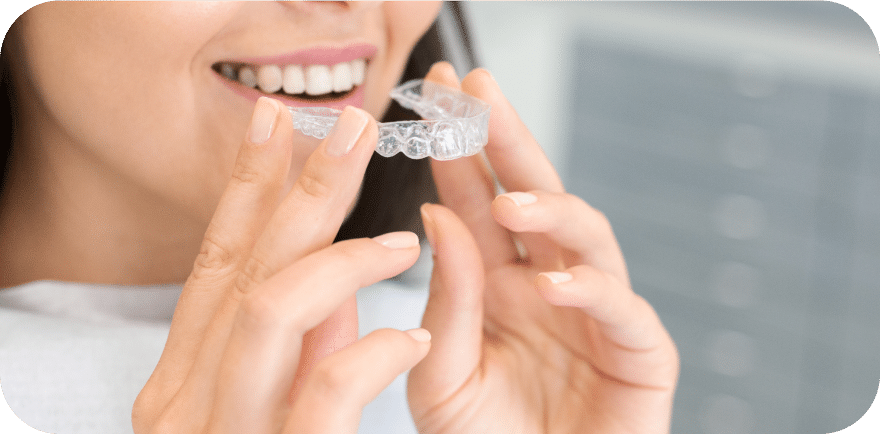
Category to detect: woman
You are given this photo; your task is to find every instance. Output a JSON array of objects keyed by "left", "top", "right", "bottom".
[{"left": 0, "top": 2, "right": 679, "bottom": 433}]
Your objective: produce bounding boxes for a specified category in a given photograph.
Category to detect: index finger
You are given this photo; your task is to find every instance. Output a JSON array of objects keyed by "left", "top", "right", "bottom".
[
  {"left": 236, "top": 106, "right": 376, "bottom": 293},
  {"left": 461, "top": 69, "right": 564, "bottom": 194},
  {"left": 143, "top": 97, "right": 295, "bottom": 407},
  {"left": 177, "top": 107, "right": 375, "bottom": 405}
]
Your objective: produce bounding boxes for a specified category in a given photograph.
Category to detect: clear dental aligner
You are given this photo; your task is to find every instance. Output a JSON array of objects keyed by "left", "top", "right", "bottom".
[{"left": 289, "top": 79, "right": 491, "bottom": 160}]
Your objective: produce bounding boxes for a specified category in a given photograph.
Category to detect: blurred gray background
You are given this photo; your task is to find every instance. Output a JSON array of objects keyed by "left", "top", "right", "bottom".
[{"left": 466, "top": 2, "right": 880, "bottom": 433}]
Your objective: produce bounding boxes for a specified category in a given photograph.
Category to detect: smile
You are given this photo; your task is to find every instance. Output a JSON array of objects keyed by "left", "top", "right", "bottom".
[{"left": 213, "top": 57, "right": 366, "bottom": 101}]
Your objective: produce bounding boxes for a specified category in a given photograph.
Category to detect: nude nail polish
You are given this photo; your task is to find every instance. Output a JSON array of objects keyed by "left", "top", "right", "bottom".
[
  {"left": 248, "top": 97, "right": 279, "bottom": 144},
  {"left": 325, "top": 106, "right": 369, "bottom": 157}
]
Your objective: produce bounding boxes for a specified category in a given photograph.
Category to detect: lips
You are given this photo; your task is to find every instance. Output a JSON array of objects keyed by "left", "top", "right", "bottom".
[{"left": 213, "top": 43, "right": 377, "bottom": 109}]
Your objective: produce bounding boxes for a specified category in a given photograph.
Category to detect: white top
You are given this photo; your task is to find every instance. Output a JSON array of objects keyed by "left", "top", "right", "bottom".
[{"left": 0, "top": 266, "right": 430, "bottom": 434}]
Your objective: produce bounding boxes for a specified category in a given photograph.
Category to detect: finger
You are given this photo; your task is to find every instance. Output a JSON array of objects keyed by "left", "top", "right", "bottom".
[
  {"left": 208, "top": 233, "right": 421, "bottom": 433},
  {"left": 290, "top": 296, "right": 358, "bottom": 402},
  {"left": 492, "top": 191, "right": 629, "bottom": 283},
  {"left": 461, "top": 68, "right": 564, "bottom": 194},
  {"left": 535, "top": 266, "right": 677, "bottom": 373},
  {"left": 275, "top": 108, "right": 376, "bottom": 388},
  {"left": 409, "top": 204, "right": 484, "bottom": 409},
  {"left": 141, "top": 97, "right": 293, "bottom": 409},
  {"left": 235, "top": 106, "right": 377, "bottom": 293},
  {"left": 158, "top": 107, "right": 375, "bottom": 425},
  {"left": 285, "top": 328, "right": 431, "bottom": 434},
  {"left": 426, "top": 62, "right": 518, "bottom": 267},
  {"left": 536, "top": 267, "right": 679, "bottom": 427}
]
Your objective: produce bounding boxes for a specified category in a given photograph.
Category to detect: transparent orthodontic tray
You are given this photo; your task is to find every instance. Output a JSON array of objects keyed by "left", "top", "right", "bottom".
[{"left": 289, "top": 79, "right": 490, "bottom": 160}]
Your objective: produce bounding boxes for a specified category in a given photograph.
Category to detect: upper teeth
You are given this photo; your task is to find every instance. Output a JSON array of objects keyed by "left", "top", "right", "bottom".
[{"left": 222, "top": 58, "right": 366, "bottom": 97}]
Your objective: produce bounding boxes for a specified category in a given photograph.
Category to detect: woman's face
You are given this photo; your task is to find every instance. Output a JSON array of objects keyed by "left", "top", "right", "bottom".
[{"left": 11, "top": 1, "right": 441, "bottom": 222}]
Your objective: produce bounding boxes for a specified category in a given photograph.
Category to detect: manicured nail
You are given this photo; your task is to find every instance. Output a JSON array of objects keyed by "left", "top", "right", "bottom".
[
  {"left": 406, "top": 328, "right": 432, "bottom": 343},
  {"left": 541, "top": 271, "right": 573, "bottom": 284},
  {"left": 372, "top": 231, "right": 419, "bottom": 249},
  {"left": 248, "top": 97, "right": 279, "bottom": 144},
  {"left": 501, "top": 192, "right": 538, "bottom": 207},
  {"left": 420, "top": 204, "right": 437, "bottom": 253},
  {"left": 325, "top": 106, "right": 369, "bottom": 157}
]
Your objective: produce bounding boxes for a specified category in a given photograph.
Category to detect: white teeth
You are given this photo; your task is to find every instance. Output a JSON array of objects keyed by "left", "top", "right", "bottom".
[
  {"left": 238, "top": 66, "right": 258, "bottom": 88},
  {"left": 351, "top": 58, "right": 365, "bottom": 86},
  {"left": 332, "top": 62, "right": 353, "bottom": 93},
  {"left": 305, "top": 65, "right": 333, "bottom": 95},
  {"left": 282, "top": 65, "right": 305, "bottom": 94},
  {"left": 225, "top": 58, "right": 366, "bottom": 96},
  {"left": 257, "top": 64, "right": 283, "bottom": 94}
]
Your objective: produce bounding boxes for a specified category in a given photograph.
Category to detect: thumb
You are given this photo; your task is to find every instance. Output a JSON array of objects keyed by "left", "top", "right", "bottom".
[{"left": 286, "top": 328, "right": 431, "bottom": 434}]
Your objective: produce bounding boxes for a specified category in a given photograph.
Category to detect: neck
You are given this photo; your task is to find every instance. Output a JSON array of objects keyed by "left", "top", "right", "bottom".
[{"left": 0, "top": 106, "right": 205, "bottom": 288}]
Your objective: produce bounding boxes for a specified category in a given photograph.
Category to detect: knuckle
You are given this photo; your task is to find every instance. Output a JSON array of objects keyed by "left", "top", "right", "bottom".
[
  {"left": 191, "top": 232, "right": 238, "bottom": 280},
  {"left": 229, "top": 157, "right": 266, "bottom": 187},
  {"left": 234, "top": 255, "right": 272, "bottom": 295},
  {"left": 237, "top": 290, "right": 285, "bottom": 333},
  {"left": 327, "top": 239, "right": 373, "bottom": 266},
  {"left": 294, "top": 162, "right": 334, "bottom": 202},
  {"left": 309, "top": 361, "right": 357, "bottom": 405},
  {"left": 563, "top": 192, "right": 588, "bottom": 211},
  {"left": 570, "top": 194, "right": 612, "bottom": 233}
]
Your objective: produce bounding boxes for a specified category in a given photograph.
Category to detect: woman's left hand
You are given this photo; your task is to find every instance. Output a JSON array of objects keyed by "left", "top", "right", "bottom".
[{"left": 408, "top": 64, "right": 679, "bottom": 433}]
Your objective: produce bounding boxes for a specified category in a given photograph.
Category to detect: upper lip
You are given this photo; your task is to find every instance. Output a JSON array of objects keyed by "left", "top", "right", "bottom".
[{"left": 220, "top": 42, "right": 378, "bottom": 66}]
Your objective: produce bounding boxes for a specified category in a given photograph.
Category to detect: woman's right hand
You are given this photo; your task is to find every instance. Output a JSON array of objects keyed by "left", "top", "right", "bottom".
[{"left": 131, "top": 97, "right": 430, "bottom": 434}]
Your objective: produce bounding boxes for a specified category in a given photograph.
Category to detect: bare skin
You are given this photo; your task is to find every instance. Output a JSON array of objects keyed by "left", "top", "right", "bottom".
[{"left": 1, "top": 3, "right": 678, "bottom": 432}]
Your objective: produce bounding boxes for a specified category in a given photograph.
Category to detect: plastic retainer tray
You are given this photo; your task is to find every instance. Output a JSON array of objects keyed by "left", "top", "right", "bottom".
[{"left": 289, "top": 79, "right": 490, "bottom": 160}]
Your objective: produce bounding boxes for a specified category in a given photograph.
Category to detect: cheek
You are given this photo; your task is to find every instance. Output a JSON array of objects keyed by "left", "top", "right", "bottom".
[
  {"left": 20, "top": 3, "right": 229, "bottom": 131},
  {"left": 18, "top": 2, "right": 244, "bottom": 221},
  {"left": 386, "top": 2, "right": 443, "bottom": 46},
  {"left": 382, "top": 1, "right": 443, "bottom": 70},
  {"left": 362, "top": 1, "right": 442, "bottom": 117}
]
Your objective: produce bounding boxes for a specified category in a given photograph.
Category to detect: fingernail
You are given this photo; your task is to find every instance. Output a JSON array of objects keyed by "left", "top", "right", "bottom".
[
  {"left": 406, "top": 328, "right": 432, "bottom": 343},
  {"left": 372, "top": 231, "right": 419, "bottom": 249},
  {"left": 501, "top": 192, "right": 538, "bottom": 207},
  {"left": 541, "top": 271, "right": 573, "bottom": 284},
  {"left": 248, "top": 97, "right": 280, "bottom": 144},
  {"left": 420, "top": 204, "right": 437, "bottom": 254},
  {"left": 325, "top": 106, "right": 369, "bottom": 157}
]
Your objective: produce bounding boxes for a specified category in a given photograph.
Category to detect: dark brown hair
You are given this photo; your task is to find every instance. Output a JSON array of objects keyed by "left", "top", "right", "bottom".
[
  {"left": 0, "top": 3, "right": 478, "bottom": 242},
  {"left": 337, "top": 3, "right": 477, "bottom": 241}
]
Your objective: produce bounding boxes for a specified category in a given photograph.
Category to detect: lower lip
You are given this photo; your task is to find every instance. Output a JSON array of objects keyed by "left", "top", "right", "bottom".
[{"left": 217, "top": 74, "right": 365, "bottom": 110}]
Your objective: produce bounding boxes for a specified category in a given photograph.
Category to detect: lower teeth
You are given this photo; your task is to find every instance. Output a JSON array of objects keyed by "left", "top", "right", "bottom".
[{"left": 283, "top": 89, "right": 354, "bottom": 100}]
